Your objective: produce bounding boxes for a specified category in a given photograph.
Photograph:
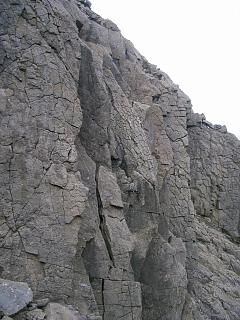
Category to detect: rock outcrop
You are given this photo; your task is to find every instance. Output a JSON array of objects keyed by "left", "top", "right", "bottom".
[{"left": 0, "top": 0, "right": 240, "bottom": 319}]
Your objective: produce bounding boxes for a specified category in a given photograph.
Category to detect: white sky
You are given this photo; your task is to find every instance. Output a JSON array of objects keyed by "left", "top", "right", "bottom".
[{"left": 92, "top": 0, "right": 240, "bottom": 138}]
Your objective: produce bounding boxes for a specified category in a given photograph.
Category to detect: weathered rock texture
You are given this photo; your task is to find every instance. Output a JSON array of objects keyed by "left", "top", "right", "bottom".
[
  {"left": 0, "top": 279, "right": 33, "bottom": 316},
  {"left": 1, "top": 0, "right": 240, "bottom": 319}
]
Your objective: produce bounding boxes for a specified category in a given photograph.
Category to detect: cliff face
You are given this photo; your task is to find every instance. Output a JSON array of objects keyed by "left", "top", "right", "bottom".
[{"left": 1, "top": 1, "right": 240, "bottom": 319}]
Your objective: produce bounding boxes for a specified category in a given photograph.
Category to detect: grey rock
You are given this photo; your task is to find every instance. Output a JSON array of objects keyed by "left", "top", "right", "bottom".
[
  {"left": 45, "top": 303, "right": 86, "bottom": 320},
  {"left": 187, "top": 112, "right": 206, "bottom": 127},
  {"left": 35, "top": 298, "right": 49, "bottom": 308},
  {"left": 0, "top": 279, "right": 33, "bottom": 316},
  {"left": 15, "top": 309, "right": 46, "bottom": 320},
  {"left": 79, "top": 0, "right": 92, "bottom": 9},
  {"left": 202, "top": 119, "right": 214, "bottom": 128},
  {"left": 214, "top": 124, "right": 227, "bottom": 133},
  {"left": 1, "top": 0, "right": 240, "bottom": 319},
  {"left": 97, "top": 166, "right": 123, "bottom": 208},
  {"left": 28, "top": 303, "right": 38, "bottom": 311}
]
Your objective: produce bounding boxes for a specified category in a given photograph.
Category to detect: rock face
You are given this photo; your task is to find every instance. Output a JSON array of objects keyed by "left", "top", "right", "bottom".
[{"left": 0, "top": 0, "right": 240, "bottom": 319}]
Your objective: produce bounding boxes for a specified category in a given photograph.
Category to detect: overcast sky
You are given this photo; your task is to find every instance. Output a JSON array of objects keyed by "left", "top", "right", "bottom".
[{"left": 92, "top": 0, "right": 240, "bottom": 138}]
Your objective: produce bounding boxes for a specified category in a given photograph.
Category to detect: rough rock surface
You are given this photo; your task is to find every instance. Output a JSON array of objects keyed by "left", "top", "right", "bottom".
[
  {"left": 45, "top": 303, "right": 89, "bottom": 320},
  {"left": 1, "top": 0, "right": 240, "bottom": 319},
  {"left": 0, "top": 279, "right": 33, "bottom": 315},
  {"left": 15, "top": 308, "right": 46, "bottom": 320}
]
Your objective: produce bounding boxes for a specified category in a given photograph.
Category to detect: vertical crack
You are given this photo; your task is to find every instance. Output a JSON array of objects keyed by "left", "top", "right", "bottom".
[
  {"left": 101, "top": 278, "right": 105, "bottom": 320},
  {"left": 95, "top": 165, "right": 115, "bottom": 267}
]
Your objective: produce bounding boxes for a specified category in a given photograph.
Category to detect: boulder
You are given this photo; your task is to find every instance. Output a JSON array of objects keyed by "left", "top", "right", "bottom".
[{"left": 0, "top": 279, "right": 33, "bottom": 316}]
